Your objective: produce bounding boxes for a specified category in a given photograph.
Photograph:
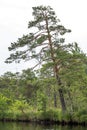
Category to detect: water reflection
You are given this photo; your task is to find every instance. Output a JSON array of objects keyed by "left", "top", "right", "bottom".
[{"left": 0, "top": 122, "right": 86, "bottom": 130}]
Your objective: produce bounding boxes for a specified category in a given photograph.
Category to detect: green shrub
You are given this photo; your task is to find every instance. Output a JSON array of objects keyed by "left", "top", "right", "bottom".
[
  {"left": 10, "top": 100, "right": 29, "bottom": 112},
  {"left": 61, "top": 112, "right": 72, "bottom": 122},
  {"left": 73, "top": 109, "right": 87, "bottom": 122},
  {"left": 37, "top": 108, "right": 61, "bottom": 121},
  {"left": 0, "top": 94, "right": 12, "bottom": 119},
  {"left": 37, "top": 93, "right": 47, "bottom": 112}
]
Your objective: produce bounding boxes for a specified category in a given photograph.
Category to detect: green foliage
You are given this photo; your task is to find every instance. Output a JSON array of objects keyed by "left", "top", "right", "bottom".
[
  {"left": 10, "top": 99, "right": 29, "bottom": 113},
  {"left": 1, "top": 5, "right": 87, "bottom": 123},
  {"left": 0, "top": 94, "right": 12, "bottom": 119},
  {"left": 0, "top": 94, "right": 11, "bottom": 111},
  {"left": 37, "top": 93, "right": 47, "bottom": 112},
  {"left": 41, "top": 109, "right": 61, "bottom": 121},
  {"left": 73, "top": 109, "right": 87, "bottom": 122}
]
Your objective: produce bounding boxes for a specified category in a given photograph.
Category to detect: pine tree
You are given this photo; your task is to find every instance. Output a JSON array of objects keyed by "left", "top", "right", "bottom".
[{"left": 5, "top": 6, "right": 71, "bottom": 112}]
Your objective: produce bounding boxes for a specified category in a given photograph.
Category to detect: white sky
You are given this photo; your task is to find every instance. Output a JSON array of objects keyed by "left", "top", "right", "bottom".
[{"left": 0, "top": 0, "right": 87, "bottom": 75}]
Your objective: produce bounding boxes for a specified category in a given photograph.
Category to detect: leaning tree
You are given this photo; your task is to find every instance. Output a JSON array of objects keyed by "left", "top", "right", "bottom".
[{"left": 5, "top": 6, "right": 71, "bottom": 112}]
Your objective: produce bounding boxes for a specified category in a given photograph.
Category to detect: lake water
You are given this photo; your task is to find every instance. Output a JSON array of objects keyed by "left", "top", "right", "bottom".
[{"left": 0, "top": 122, "right": 86, "bottom": 130}]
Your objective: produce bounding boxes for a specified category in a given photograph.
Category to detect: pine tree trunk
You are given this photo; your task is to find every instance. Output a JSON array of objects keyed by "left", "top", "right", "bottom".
[
  {"left": 45, "top": 16, "right": 66, "bottom": 112},
  {"left": 58, "top": 88, "right": 66, "bottom": 112},
  {"left": 55, "top": 72, "right": 66, "bottom": 112}
]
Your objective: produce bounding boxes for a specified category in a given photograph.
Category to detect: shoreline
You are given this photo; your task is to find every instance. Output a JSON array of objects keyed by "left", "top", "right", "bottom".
[{"left": 0, "top": 118, "right": 87, "bottom": 126}]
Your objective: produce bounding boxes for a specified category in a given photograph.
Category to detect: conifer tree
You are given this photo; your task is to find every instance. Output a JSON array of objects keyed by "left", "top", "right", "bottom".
[{"left": 5, "top": 6, "right": 71, "bottom": 112}]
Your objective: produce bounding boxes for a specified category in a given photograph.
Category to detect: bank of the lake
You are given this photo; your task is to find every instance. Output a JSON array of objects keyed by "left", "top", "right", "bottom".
[{"left": 0, "top": 109, "right": 87, "bottom": 126}]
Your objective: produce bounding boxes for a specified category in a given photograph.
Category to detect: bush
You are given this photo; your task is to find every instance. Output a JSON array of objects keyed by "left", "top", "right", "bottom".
[
  {"left": 61, "top": 112, "right": 72, "bottom": 122},
  {"left": 0, "top": 94, "right": 12, "bottom": 119},
  {"left": 73, "top": 109, "right": 87, "bottom": 122},
  {"left": 11, "top": 100, "right": 29, "bottom": 112},
  {"left": 37, "top": 108, "right": 61, "bottom": 121},
  {"left": 37, "top": 93, "right": 47, "bottom": 112}
]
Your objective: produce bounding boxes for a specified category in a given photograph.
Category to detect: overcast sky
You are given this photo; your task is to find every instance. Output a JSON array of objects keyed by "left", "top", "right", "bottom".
[{"left": 0, "top": 0, "right": 87, "bottom": 75}]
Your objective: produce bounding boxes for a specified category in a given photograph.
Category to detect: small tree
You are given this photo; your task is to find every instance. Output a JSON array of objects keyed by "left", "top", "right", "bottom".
[{"left": 5, "top": 6, "right": 71, "bottom": 112}]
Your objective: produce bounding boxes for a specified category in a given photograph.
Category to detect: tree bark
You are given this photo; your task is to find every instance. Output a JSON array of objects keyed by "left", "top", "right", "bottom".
[
  {"left": 58, "top": 88, "right": 66, "bottom": 111},
  {"left": 45, "top": 16, "right": 66, "bottom": 112},
  {"left": 55, "top": 71, "right": 66, "bottom": 112}
]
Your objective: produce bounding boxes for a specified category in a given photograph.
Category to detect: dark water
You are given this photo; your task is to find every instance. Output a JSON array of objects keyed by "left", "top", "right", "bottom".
[{"left": 0, "top": 122, "right": 86, "bottom": 130}]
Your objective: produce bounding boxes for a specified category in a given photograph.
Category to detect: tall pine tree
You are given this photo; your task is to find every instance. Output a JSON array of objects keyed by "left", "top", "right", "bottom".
[{"left": 5, "top": 6, "right": 71, "bottom": 112}]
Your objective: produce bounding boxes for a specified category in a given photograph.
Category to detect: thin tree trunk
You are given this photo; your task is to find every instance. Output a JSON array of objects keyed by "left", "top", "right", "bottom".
[
  {"left": 54, "top": 89, "right": 57, "bottom": 108},
  {"left": 67, "top": 90, "right": 74, "bottom": 112}
]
